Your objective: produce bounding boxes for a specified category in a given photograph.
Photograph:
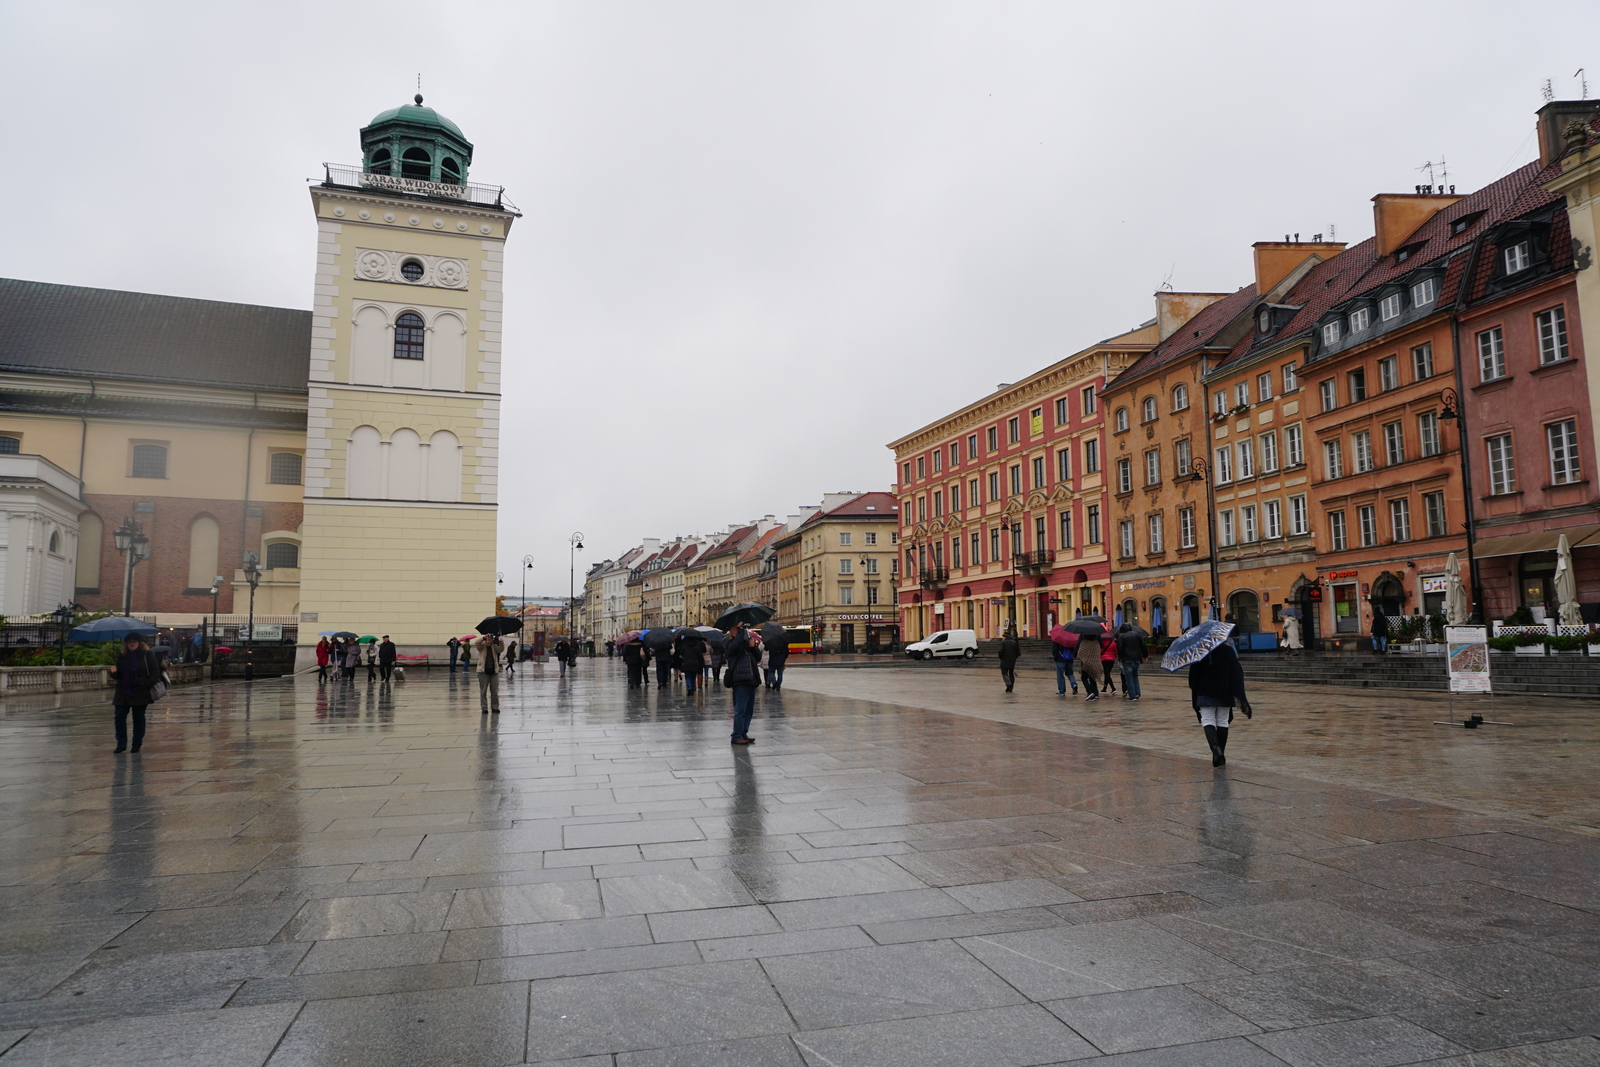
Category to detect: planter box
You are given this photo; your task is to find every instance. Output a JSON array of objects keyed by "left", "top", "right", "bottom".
[
  {"left": 1514, "top": 645, "right": 1547, "bottom": 656},
  {"left": 1424, "top": 644, "right": 1444, "bottom": 654}
]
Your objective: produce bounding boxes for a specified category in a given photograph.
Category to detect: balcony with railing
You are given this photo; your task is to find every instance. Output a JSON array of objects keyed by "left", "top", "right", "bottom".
[
  {"left": 918, "top": 567, "right": 950, "bottom": 590},
  {"left": 1015, "top": 549, "right": 1056, "bottom": 577},
  {"left": 320, "top": 163, "right": 520, "bottom": 212}
]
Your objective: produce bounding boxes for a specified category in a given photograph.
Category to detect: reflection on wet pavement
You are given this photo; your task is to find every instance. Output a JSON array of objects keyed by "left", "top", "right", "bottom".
[{"left": 0, "top": 661, "right": 1595, "bottom": 1065}]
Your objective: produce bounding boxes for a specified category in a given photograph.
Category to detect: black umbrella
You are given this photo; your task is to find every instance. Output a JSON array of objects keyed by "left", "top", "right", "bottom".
[
  {"left": 715, "top": 602, "right": 775, "bottom": 630},
  {"left": 694, "top": 626, "right": 728, "bottom": 650},
  {"left": 332, "top": 631, "right": 359, "bottom": 640},
  {"left": 476, "top": 616, "right": 523, "bottom": 636},
  {"left": 759, "top": 621, "right": 788, "bottom": 648},
  {"left": 1064, "top": 616, "right": 1109, "bottom": 636},
  {"left": 641, "top": 628, "right": 676, "bottom": 651}
]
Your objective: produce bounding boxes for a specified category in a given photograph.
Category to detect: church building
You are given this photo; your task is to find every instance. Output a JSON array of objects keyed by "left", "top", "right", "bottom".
[{"left": 0, "top": 97, "right": 515, "bottom": 660}]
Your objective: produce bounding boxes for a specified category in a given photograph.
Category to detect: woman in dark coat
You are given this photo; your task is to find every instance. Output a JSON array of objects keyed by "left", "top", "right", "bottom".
[
  {"left": 1188, "top": 641, "right": 1252, "bottom": 767},
  {"left": 998, "top": 631, "right": 1021, "bottom": 692},
  {"left": 1076, "top": 629, "right": 1101, "bottom": 700},
  {"left": 621, "top": 636, "right": 648, "bottom": 689},
  {"left": 109, "top": 634, "right": 164, "bottom": 753},
  {"left": 1370, "top": 612, "right": 1389, "bottom": 654},
  {"left": 723, "top": 623, "right": 761, "bottom": 744},
  {"left": 675, "top": 629, "right": 708, "bottom": 696}
]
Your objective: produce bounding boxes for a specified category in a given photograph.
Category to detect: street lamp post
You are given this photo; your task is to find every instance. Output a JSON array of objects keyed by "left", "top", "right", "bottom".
[
  {"left": 1437, "top": 388, "right": 1482, "bottom": 619},
  {"left": 243, "top": 554, "right": 261, "bottom": 681},
  {"left": 1186, "top": 458, "right": 1222, "bottom": 624},
  {"left": 207, "top": 575, "right": 223, "bottom": 661},
  {"left": 53, "top": 602, "right": 78, "bottom": 666},
  {"left": 568, "top": 532, "right": 584, "bottom": 644},
  {"left": 113, "top": 518, "right": 151, "bottom": 617}
]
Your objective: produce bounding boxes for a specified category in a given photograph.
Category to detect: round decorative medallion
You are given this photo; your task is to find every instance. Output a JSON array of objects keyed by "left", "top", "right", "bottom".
[
  {"left": 358, "top": 209, "right": 371, "bottom": 220},
  {"left": 457, "top": 221, "right": 468, "bottom": 231},
  {"left": 480, "top": 224, "right": 491, "bottom": 234},
  {"left": 383, "top": 212, "right": 395, "bottom": 223},
  {"left": 432, "top": 218, "right": 445, "bottom": 229},
  {"left": 408, "top": 216, "right": 420, "bottom": 226},
  {"left": 357, "top": 251, "right": 389, "bottom": 280},
  {"left": 333, "top": 206, "right": 345, "bottom": 217},
  {"left": 435, "top": 260, "right": 465, "bottom": 287}
]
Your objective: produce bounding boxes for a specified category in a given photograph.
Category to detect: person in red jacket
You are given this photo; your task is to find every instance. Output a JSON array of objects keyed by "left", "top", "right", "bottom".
[{"left": 1098, "top": 623, "right": 1118, "bottom": 695}]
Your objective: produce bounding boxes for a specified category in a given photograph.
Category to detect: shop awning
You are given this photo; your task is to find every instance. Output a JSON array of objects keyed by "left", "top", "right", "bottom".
[{"left": 1470, "top": 524, "right": 1600, "bottom": 559}]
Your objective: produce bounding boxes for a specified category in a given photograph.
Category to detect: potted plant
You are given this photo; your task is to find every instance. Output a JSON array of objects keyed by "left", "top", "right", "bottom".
[
  {"left": 1512, "top": 632, "right": 1547, "bottom": 656},
  {"left": 1424, "top": 613, "right": 1447, "bottom": 655},
  {"left": 1547, "top": 634, "right": 1586, "bottom": 656},
  {"left": 1487, "top": 635, "right": 1517, "bottom": 653}
]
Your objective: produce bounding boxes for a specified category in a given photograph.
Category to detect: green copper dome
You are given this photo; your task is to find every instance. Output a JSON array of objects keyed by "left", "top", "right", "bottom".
[{"left": 360, "top": 95, "right": 474, "bottom": 185}]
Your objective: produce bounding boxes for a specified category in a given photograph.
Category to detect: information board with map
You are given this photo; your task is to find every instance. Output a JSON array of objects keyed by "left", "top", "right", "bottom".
[{"left": 1445, "top": 626, "right": 1491, "bottom": 694}]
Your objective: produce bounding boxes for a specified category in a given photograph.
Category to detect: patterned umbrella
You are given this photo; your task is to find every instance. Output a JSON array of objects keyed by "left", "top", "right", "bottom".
[
  {"left": 1048, "top": 624, "right": 1080, "bottom": 649},
  {"left": 1160, "top": 620, "right": 1234, "bottom": 671}
]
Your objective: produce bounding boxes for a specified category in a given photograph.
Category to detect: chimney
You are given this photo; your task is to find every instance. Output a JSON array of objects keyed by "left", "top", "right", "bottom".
[
  {"left": 1537, "top": 100, "right": 1600, "bottom": 166},
  {"left": 1253, "top": 241, "right": 1348, "bottom": 296},
  {"left": 1154, "top": 292, "right": 1230, "bottom": 341},
  {"left": 1370, "top": 193, "right": 1464, "bottom": 257}
]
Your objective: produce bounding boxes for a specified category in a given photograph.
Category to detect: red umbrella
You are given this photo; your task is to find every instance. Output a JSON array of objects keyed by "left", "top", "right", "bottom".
[{"left": 1048, "top": 625, "right": 1079, "bottom": 650}]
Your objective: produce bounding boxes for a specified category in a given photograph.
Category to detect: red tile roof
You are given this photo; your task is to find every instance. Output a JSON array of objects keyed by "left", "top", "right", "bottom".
[
  {"left": 804, "top": 491, "right": 900, "bottom": 523},
  {"left": 1112, "top": 285, "right": 1259, "bottom": 385}
]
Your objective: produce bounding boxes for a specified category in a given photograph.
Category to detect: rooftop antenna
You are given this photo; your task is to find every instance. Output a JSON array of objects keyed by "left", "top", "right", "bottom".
[
  {"left": 1577, "top": 68, "right": 1590, "bottom": 100},
  {"left": 1329, "top": 223, "right": 1336, "bottom": 241},
  {"left": 1158, "top": 264, "right": 1175, "bottom": 292},
  {"left": 1543, "top": 79, "right": 1555, "bottom": 102},
  {"left": 1417, "top": 158, "right": 1449, "bottom": 193}
]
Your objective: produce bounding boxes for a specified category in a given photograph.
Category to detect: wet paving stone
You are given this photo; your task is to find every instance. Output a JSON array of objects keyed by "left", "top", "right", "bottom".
[{"left": 0, "top": 662, "right": 1594, "bottom": 1064}]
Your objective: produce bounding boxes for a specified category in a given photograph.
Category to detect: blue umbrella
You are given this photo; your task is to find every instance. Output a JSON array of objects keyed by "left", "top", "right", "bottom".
[
  {"left": 68, "top": 616, "right": 159, "bottom": 643},
  {"left": 1160, "top": 620, "right": 1234, "bottom": 671}
]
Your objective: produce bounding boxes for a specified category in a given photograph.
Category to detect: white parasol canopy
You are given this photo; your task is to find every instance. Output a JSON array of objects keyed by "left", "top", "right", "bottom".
[
  {"left": 1444, "top": 551, "right": 1470, "bottom": 625},
  {"left": 1555, "top": 534, "right": 1582, "bottom": 626}
]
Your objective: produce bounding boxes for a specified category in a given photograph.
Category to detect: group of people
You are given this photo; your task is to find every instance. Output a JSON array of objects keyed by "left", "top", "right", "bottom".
[
  {"left": 314, "top": 635, "right": 398, "bottom": 683},
  {"left": 616, "top": 623, "right": 785, "bottom": 743},
  {"left": 447, "top": 634, "right": 528, "bottom": 675}
]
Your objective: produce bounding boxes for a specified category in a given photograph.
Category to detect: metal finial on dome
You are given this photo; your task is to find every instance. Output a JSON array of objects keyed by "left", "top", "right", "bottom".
[{"left": 414, "top": 93, "right": 424, "bottom": 106}]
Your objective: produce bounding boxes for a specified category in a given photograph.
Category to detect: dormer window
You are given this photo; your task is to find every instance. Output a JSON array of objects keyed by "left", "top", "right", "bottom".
[
  {"left": 1258, "top": 309, "right": 1271, "bottom": 333},
  {"left": 1411, "top": 278, "right": 1437, "bottom": 306},
  {"left": 1322, "top": 321, "right": 1341, "bottom": 345},
  {"left": 1504, "top": 241, "right": 1531, "bottom": 274},
  {"left": 1450, "top": 211, "right": 1485, "bottom": 236},
  {"left": 1349, "top": 307, "right": 1371, "bottom": 333},
  {"left": 1395, "top": 249, "right": 1410, "bottom": 263},
  {"left": 1379, "top": 294, "right": 1402, "bottom": 321}
]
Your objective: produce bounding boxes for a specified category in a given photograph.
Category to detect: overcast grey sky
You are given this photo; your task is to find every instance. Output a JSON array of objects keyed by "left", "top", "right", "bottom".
[{"left": 4, "top": 1, "right": 1596, "bottom": 594}]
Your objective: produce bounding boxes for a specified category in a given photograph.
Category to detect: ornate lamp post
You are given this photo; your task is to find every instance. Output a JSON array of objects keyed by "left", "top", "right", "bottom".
[
  {"left": 207, "top": 575, "right": 224, "bottom": 661},
  {"left": 1437, "top": 387, "right": 1481, "bottom": 619},
  {"left": 1186, "top": 458, "right": 1222, "bottom": 624},
  {"left": 568, "top": 532, "right": 584, "bottom": 641},
  {"left": 113, "top": 518, "right": 151, "bottom": 616},
  {"left": 52, "top": 602, "right": 79, "bottom": 666},
  {"left": 243, "top": 554, "right": 261, "bottom": 681}
]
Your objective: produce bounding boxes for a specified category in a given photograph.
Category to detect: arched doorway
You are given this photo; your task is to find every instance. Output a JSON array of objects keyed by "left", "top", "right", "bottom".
[
  {"left": 1180, "top": 593, "right": 1202, "bottom": 631},
  {"left": 1289, "top": 575, "right": 1320, "bottom": 647},
  {"left": 1119, "top": 598, "right": 1138, "bottom": 627},
  {"left": 1371, "top": 573, "right": 1404, "bottom": 620},
  {"left": 1227, "top": 590, "right": 1260, "bottom": 633},
  {"left": 1150, "top": 596, "right": 1168, "bottom": 636}
]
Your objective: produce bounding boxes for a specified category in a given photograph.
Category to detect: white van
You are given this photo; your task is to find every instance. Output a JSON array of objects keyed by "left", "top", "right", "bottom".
[{"left": 903, "top": 629, "right": 978, "bottom": 660}]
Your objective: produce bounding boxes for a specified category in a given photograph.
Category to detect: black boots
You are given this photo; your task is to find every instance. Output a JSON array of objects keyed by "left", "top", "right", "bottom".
[{"left": 1204, "top": 725, "right": 1226, "bottom": 767}]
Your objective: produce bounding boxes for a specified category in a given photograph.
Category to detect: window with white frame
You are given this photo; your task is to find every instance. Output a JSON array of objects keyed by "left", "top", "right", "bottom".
[
  {"left": 1352, "top": 430, "right": 1374, "bottom": 473},
  {"left": 1358, "top": 504, "right": 1377, "bottom": 547},
  {"left": 916, "top": 456, "right": 926, "bottom": 479},
  {"left": 1411, "top": 277, "right": 1437, "bottom": 307},
  {"left": 1378, "top": 355, "right": 1399, "bottom": 392},
  {"left": 1081, "top": 387, "right": 1097, "bottom": 414},
  {"left": 949, "top": 484, "right": 959, "bottom": 511},
  {"left": 839, "top": 558, "right": 852, "bottom": 573},
  {"left": 1286, "top": 424, "right": 1304, "bottom": 467},
  {"left": 1009, "top": 464, "right": 1022, "bottom": 495},
  {"left": 1424, "top": 491, "right": 1447, "bottom": 537},
  {"left": 1083, "top": 438, "right": 1100, "bottom": 473},
  {"left": 1007, "top": 417, "right": 1020, "bottom": 443},
  {"left": 932, "top": 449, "right": 941, "bottom": 473},
  {"left": 1172, "top": 384, "right": 1189, "bottom": 411},
  {"left": 1283, "top": 362, "right": 1298, "bottom": 392},
  {"left": 1179, "top": 507, "right": 1196, "bottom": 548},
  {"left": 1234, "top": 382, "right": 1249, "bottom": 408},
  {"left": 1257, "top": 372, "right": 1273, "bottom": 402},
  {"left": 1056, "top": 448, "right": 1070, "bottom": 482},
  {"left": 1412, "top": 342, "right": 1434, "bottom": 380},
  {"left": 1115, "top": 408, "right": 1129, "bottom": 432},
  {"left": 1032, "top": 456, "right": 1045, "bottom": 489},
  {"left": 1320, "top": 379, "right": 1337, "bottom": 411},
  {"left": 1390, "top": 498, "right": 1412, "bottom": 542},
  {"left": 968, "top": 434, "right": 979, "bottom": 459},
  {"left": 968, "top": 478, "right": 979, "bottom": 507},
  {"left": 971, "top": 531, "right": 980, "bottom": 563},
  {"left": 987, "top": 471, "right": 999, "bottom": 501},
  {"left": 1214, "top": 446, "right": 1233, "bottom": 483},
  {"left": 1237, "top": 439, "right": 1255, "bottom": 479},
  {"left": 932, "top": 490, "right": 943, "bottom": 517},
  {"left": 1213, "top": 390, "right": 1228, "bottom": 416},
  {"left": 987, "top": 426, "right": 998, "bottom": 451},
  {"left": 1383, "top": 422, "right": 1405, "bottom": 466},
  {"left": 1418, "top": 412, "right": 1440, "bottom": 457},
  {"left": 1175, "top": 437, "right": 1192, "bottom": 476},
  {"left": 1478, "top": 326, "right": 1506, "bottom": 381},
  {"left": 1059, "top": 510, "right": 1072, "bottom": 549},
  {"left": 1148, "top": 513, "right": 1164, "bottom": 553},
  {"left": 1329, "top": 509, "right": 1348, "bottom": 550},
  {"left": 1142, "top": 397, "right": 1157, "bottom": 423},
  {"left": 1289, "top": 494, "right": 1308, "bottom": 535},
  {"left": 1265, "top": 499, "right": 1283, "bottom": 539},
  {"left": 1219, "top": 509, "right": 1236, "bottom": 546},
  {"left": 1487, "top": 434, "right": 1516, "bottom": 494},
  {"left": 1053, "top": 399, "right": 1067, "bottom": 426},
  {"left": 1322, "top": 321, "right": 1341, "bottom": 346},
  {"left": 1548, "top": 419, "right": 1581, "bottom": 484},
  {"left": 865, "top": 531, "right": 878, "bottom": 545},
  {"left": 1260, "top": 431, "right": 1279, "bottom": 472},
  {"left": 839, "top": 585, "right": 854, "bottom": 605},
  {"left": 866, "top": 585, "right": 880, "bottom": 605},
  {"left": 1349, "top": 368, "right": 1367, "bottom": 402},
  {"left": 1116, "top": 457, "right": 1131, "bottom": 493},
  {"left": 1086, "top": 505, "right": 1101, "bottom": 543},
  {"left": 990, "top": 527, "right": 1001, "bottom": 561},
  {"left": 1119, "top": 520, "right": 1134, "bottom": 558},
  {"left": 1145, "top": 449, "right": 1160, "bottom": 486},
  {"left": 1324, "top": 439, "right": 1344, "bottom": 479},
  {"left": 1536, "top": 306, "right": 1569, "bottom": 364},
  {"left": 1504, "top": 241, "right": 1531, "bottom": 274},
  {"left": 1241, "top": 504, "right": 1258, "bottom": 542},
  {"left": 1380, "top": 293, "right": 1402, "bottom": 321},
  {"left": 949, "top": 442, "right": 959, "bottom": 468},
  {"left": 1349, "top": 307, "right": 1371, "bottom": 333}
]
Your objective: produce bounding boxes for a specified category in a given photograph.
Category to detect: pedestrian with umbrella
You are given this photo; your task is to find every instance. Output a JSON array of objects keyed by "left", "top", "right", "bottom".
[
  {"left": 1280, "top": 608, "right": 1303, "bottom": 655},
  {"left": 723, "top": 621, "right": 761, "bottom": 744},
  {"left": 342, "top": 637, "right": 362, "bottom": 681},
  {"left": 473, "top": 616, "right": 519, "bottom": 713},
  {"left": 1097, "top": 623, "right": 1119, "bottom": 695},
  {"left": 998, "top": 629, "right": 1021, "bottom": 692},
  {"left": 315, "top": 635, "right": 332, "bottom": 682},
  {"left": 714, "top": 602, "right": 775, "bottom": 631},
  {"left": 621, "top": 632, "right": 648, "bottom": 688},
  {"left": 700, "top": 626, "right": 728, "bottom": 686},
  {"left": 759, "top": 622, "right": 789, "bottom": 690},
  {"left": 1048, "top": 624, "right": 1079, "bottom": 696},
  {"left": 104, "top": 628, "right": 164, "bottom": 754},
  {"left": 1161, "top": 620, "right": 1251, "bottom": 767},
  {"left": 1064, "top": 616, "right": 1107, "bottom": 700},
  {"left": 1115, "top": 623, "right": 1149, "bottom": 701},
  {"left": 675, "top": 627, "right": 708, "bottom": 696},
  {"left": 642, "top": 629, "right": 676, "bottom": 687}
]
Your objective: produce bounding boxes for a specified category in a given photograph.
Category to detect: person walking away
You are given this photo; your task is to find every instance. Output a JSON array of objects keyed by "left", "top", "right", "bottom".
[
  {"left": 377, "top": 636, "right": 397, "bottom": 681},
  {"left": 1116, "top": 623, "right": 1148, "bottom": 701},
  {"left": 1098, "top": 624, "right": 1118, "bottom": 694},
  {"left": 1370, "top": 611, "right": 1389, "bottom": 654},
  {"left": 998, "top": 630, "right": 1021, "bottom": 692},
  {"left": 709, "top": 639, "right": 726, "bottom": 687},
  {"left": 675, "top": 628, "right": 707, "bottom": 696},
  {"left": 652, "top": 640, "right": 672, "bottom": 688},
  {"left": 109, "top": 634, "right": 164, "bottom": 753},
  {"left": 605, "top": 640, "right": 615, "bottom": 658},
  {"left": 315, "top": 636, "right": 332, "bottom": 682},
  {"left": 447, "top": 635, "right": 461, "bottom": 673},
  {"left": 1283, "top": 614, "right": 1303, "bottom": 656},
  {"left": 555, "top": 637, "right": 574, "bottom": 676},
  {"left": 460, "top": 638, "right": 472, "bottom": 675},
  {"left": 724, "top": 623, "right": 761, "bottom": 744},
  {"left": 1076, "top": 628, "right": 1101, "bottom": 700},
  {"left": 1053, "top": 633, "right": 1079, "bottom": 696},
  {"left": 191, "top": 629, "right": 204, "bottom": 665},
  {"left": 504, "top": 637, "right": 518, "bottom": 675},
  {"left": 1189, "top": 638, "right": 1251, "bottom": 767},
  {"left": 622, "top": 636, "right": 647, "bottom": 688},
  {"left": 342, "top": 639, "right": 362, "bottom": 680},
  {"left": 362, "top": 640, "right": 377, "bottom": 681},
  {"left": 475, "top": 634, "right": 503, "bottom": 714},
  {"left": 766, "top": 635, "right": 789, "bottom": 690}
]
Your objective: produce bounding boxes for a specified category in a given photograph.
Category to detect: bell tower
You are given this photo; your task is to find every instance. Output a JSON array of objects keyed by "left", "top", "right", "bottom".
[{"left": 296, "top": 97, "right": 517, "bottom": 663}]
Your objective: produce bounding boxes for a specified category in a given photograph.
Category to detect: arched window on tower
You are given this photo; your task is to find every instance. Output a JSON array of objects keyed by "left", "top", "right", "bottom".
[
  {"left": 440, "top": 157, "right": 461, "bottom": 184},
  {"left": 394, "top": 313, "right": 425, "bottom": 360},
  {"left": 401, "top": 147, "right": 431, "bottom": 180},
  {"left": 368, "top": 148, "right": 393, "bottom": 175}
]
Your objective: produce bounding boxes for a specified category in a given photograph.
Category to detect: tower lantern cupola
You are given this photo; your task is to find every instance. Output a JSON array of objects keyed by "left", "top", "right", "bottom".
[{"left": 360, "top": 94, "right": 474, "bottom": 186}]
